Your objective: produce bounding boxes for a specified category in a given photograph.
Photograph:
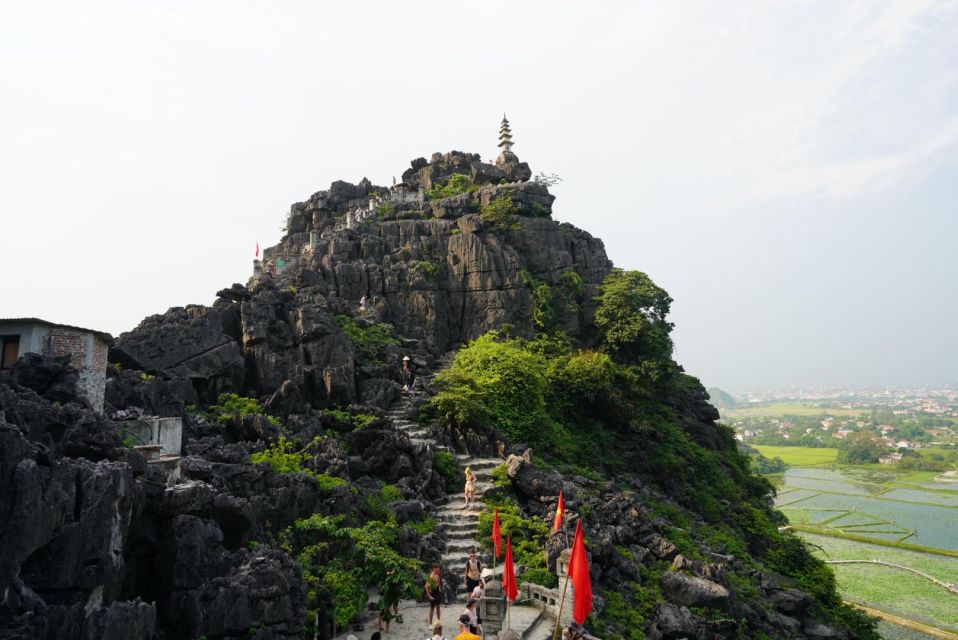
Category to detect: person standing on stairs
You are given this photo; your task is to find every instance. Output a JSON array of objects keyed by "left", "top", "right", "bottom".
[
  {"left": 463, "top": 468, "right": 476, "bottom": 509},
  {"left": 401, "top": 356, "right": 415, "bottom": 393},
  {"left": 464, "top": 551, "right": 482, "bottom": 594},
  {"left": 425, "top": 564, "right": 442, "bottom": 626}
]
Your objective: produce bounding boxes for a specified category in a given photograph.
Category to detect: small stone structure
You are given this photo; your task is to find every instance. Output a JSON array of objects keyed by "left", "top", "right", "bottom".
[
  {"left": 116, "top": 416, "right": 183, "bottom": 455},
  {"left": 0, "top": 317, "right": 113, "bottom": 412},
  {"left": 116, "top": 416, "right": 184, "bottom": 484}
]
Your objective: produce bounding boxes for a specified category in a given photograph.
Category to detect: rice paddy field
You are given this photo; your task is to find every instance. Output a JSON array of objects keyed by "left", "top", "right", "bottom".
[
  {"left": 801, "top": 533, "right": 958, "bottom": 634},
  {"left": 763, "top": 452, "right": 958, "bottom": 637},
  {"left": 752, "top": 445, "right": 839, "bottom": 467},
  {"left": 725, "top": 403, "right": 867, "bottom": 417}
]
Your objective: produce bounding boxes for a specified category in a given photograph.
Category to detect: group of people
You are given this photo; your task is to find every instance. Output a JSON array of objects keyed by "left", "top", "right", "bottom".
[{"left": 422, "top": 551, "right": 488, "bottom": 640}]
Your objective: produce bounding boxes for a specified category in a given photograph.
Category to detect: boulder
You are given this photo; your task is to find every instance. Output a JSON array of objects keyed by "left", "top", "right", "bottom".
[{"left": 660, "top": 572, "right": 730, "bottom": 608}]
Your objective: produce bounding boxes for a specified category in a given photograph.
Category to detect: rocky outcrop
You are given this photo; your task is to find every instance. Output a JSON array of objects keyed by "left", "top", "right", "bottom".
[{"left": 2, "top": 150, "right": 871, "bottom": 640}]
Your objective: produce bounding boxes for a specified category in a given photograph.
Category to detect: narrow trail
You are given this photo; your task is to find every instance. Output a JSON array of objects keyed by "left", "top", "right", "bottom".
[{"left": 843, "top": 602, "right": 958, "bottom": 640}]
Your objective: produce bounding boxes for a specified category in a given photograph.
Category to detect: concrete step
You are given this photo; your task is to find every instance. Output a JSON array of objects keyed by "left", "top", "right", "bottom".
[
  {"left": 446, "top": 541, "right": 482, "bottom": 555},
  {"left": 437, "top": 520, "right": 477, "bottom": 532}
]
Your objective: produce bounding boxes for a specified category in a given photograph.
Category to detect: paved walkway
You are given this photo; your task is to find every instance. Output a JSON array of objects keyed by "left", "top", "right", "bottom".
[{"left": 332, "top": 599, "right": 543, "bottom": 640}]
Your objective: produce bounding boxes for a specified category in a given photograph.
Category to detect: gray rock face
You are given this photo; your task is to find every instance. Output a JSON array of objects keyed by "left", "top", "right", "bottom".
[
  {"left": 112, "top": 153, "right": 610, "bottom": 415},
  {"left": 649, "top": 603, "right": 704, "bottom": 640},
  {"left": 660, "top": 571, "right": 731, "bottom": 608}
]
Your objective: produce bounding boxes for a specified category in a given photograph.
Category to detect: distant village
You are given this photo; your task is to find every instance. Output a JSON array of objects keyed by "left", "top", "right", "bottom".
[{"left": 723, "top": 388, "right": 958, "bottom": 467}]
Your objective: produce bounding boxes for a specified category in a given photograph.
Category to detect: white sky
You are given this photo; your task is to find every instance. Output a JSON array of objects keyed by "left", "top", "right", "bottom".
[{"left": 2, "top": 1, "right": 956, "bottom": 392}]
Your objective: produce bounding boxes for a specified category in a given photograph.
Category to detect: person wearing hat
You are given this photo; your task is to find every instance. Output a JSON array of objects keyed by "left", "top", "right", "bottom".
[{"left": 453, "top": 614, "right": 480, "bottom": 640}]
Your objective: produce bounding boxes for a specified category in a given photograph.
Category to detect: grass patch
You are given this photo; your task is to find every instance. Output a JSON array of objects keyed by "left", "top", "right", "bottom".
[
  {"left": 800, "top": 532, "right": 958, "bottom": 631},
  {"left": 727, "top": 403, "right": 867, "bottom": 418},
  {"left": 753, "top": 445, "right": 838, "bottom": 467}
]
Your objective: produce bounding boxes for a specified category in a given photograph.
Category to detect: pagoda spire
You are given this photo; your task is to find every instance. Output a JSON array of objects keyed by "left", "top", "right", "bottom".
[
  {"left": 498, "top": 114, "right": 514, "bottom": 153},
  {"left": 496, "top": 114, "right": 519, "bottom": 166}
]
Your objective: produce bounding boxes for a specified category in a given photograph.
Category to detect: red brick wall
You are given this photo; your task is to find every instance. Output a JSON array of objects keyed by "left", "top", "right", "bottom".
[{"left": 49, "top": 328, "right": 88, "bottom": 369}]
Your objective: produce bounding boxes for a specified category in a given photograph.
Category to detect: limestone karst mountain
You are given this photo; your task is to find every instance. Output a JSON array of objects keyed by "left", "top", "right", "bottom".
[{"left": 0, "top": 143, "right": 877, "bottom": 640}]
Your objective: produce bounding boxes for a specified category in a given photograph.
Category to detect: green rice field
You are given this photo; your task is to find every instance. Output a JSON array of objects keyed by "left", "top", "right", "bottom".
[
  {"left": 753, "top": 445, "right": 839, "bottom": 467},
  {"left": 800, "top": 533, "right": 958, "bottom": 633},
  {"left": 725, "top": 403, "right": 866, "bottom": 417}
]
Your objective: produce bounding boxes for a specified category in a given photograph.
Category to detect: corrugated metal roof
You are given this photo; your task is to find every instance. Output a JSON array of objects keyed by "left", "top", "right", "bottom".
[{"left": 0, "top": 317, "right": 114, "bottom": 345}]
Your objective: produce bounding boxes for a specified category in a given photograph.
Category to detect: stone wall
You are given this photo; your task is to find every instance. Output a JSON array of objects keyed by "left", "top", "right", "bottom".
[{"left": 48, "top": 327, "right": 108, "bottom": 413}]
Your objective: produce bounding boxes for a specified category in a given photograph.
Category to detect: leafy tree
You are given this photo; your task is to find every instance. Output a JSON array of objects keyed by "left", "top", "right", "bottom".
[
  {"left": 594, "top": 269, "right": 674, "bottom": 364},
  {"left": 836, "top": 431, "right": 886, "bottom": 464}
]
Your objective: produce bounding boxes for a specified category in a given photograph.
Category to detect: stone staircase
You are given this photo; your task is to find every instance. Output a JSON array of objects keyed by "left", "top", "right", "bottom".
[
  {"left": 383, "top": 352, "right": 504, "bottom": 593},
  {"left": 436, "top": 454, "right": 501, "bottom": 594},
  {"left": 335, "top": 352, "right": 550, "bottom": 640}
]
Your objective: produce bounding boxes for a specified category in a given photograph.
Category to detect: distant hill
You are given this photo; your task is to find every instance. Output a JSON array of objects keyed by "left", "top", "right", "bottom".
[{"left": 708, "top": 386, "right": 738, "bottom": 408}]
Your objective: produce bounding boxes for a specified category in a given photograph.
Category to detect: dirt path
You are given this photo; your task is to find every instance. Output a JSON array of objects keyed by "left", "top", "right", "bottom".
[{"left": 844, "top": 602, "right": 958, "bottom": 640}]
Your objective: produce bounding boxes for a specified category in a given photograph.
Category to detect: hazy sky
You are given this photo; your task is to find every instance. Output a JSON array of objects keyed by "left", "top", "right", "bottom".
[{"left": 2, "top": 1, "right": 956, "bottom": 393}]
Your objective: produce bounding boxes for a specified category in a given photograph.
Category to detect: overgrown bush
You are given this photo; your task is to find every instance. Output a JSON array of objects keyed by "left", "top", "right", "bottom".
[
  {"left": 427, "top": 173, "right": 476, "bottom": 199},
  {"left": 433, "top": 450, "right": 460, "bottom": 492},
  {"left": 335, "top": 316, "right": 400, "bottom": 366},
  {"left": 206, "top": 393, "right": 280, "bottom": 426},
  {"left": 249, "top": 437, "right": 347, "bottom": 491},
  {"left": 480, "top": 193, "right": 518, "bottom": 227},
  {"left": 325, "top": 407, "right": 378, "bottom": 431}
]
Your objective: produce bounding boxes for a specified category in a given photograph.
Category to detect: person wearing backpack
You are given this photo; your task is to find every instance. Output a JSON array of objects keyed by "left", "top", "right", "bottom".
[{"left": 463, "top": 551, "right": 482, "bottom": 593}]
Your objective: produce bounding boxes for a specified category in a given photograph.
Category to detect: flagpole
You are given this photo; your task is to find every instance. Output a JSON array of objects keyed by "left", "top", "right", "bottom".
[{"left": 551, "top": 571, "right": 572, "bottom": 640}]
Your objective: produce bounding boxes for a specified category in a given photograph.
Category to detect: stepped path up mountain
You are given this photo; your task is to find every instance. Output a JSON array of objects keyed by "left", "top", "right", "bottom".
[{"left": 330, "top": 354, "right": 543, "bottom": 640}]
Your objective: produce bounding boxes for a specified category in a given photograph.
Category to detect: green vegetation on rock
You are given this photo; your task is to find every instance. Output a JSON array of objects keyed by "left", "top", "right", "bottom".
[{"left": 335, "top": 315, "right": 400, "bottom": 366}]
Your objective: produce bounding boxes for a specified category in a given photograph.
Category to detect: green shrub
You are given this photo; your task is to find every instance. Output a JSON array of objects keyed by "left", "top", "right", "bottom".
[
  {"left": 433, "top": 451, "right": 460, "bottom": 492},
  {"left": 480, "top": 193, "right": 518, "bottom": 227},
  {"left": 520, "top": 567, "right": 557, "bottom": 588},
  {"left": 406, "top": 517, "right": 437, "bottom": 536},
  {"left": 326, "top": 407, "right": 378, "bottom": 431},
  {"left": 375, "top": 202, "right": 396, "bottom": 217},
  {"left": 491, "top": 463, "right": 511, "bottom": 488},
  {"left": 476, "top": 498, "right": 550, "bottom": 572},
  {"left": 427, "top": 173, "right": 476, "bottom": 199},
  {"left": 428, "top": 332, "right": 556, "bottom": 446},
  {"left": 206, "top": 393, "right": 266, "bottom": 423},
  {"left": 250, "top": 437, "right": 347, "bottom": 492},
  {"left": 335, "top": 316, "right": 401, "bottom": 366},
  {"left": 250, "top": 437, "right": 310, "bottom": 475},
  {"left": 381, "top": 483, "right": 403, "bottom": 503},
  {"left": 412, "top": 259, "right": 440, "bottom": 281}
]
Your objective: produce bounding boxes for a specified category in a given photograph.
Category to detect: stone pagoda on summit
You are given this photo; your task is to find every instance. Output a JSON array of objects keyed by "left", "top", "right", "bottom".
[{"left": 496, "top": 113, "right": 519, "bottom": 167}]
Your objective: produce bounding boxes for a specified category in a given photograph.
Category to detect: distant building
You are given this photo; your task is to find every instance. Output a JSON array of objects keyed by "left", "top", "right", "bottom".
[
  {"left": 0, "top": 318, "right": 113, "bottom": 412},
  {"left": 879, "top": 453, "right": 903, "bottom": 464}
]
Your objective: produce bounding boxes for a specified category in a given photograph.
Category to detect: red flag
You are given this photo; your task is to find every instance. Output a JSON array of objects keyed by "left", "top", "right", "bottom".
[
  {"left": 492, "top": 509, "right": 502, "bottom": 559},
  {"left": 567, "top": 520, "right": 592, "bottom": 624},
  {"left": 502, "top": 536, "right": 518, "bottom": 602},
  {"left": 255, "top": 242, "right": 260, "bottom": 258},
  {"left": 552, "top": 491, "right": 564, "bottom": 532}
]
